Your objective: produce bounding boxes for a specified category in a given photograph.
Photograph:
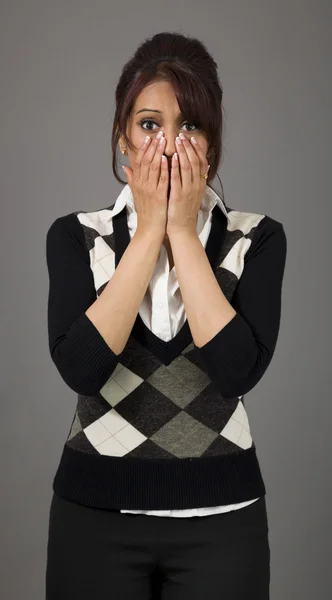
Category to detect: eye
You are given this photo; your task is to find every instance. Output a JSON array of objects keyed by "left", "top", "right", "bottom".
[
  {"left": 138, "top": 118, "right": 158, "bottom": 131},
  {"left": 138, "top": 118, "right": 198, "bottom": 132},
  {"left": 182, "top": 122, "right": 198, "bottom": 132}
]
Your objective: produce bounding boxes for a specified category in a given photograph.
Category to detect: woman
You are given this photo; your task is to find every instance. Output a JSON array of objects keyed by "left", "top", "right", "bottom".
[{"left": 45, "top": 31, "right": 287, "bottom": 599}]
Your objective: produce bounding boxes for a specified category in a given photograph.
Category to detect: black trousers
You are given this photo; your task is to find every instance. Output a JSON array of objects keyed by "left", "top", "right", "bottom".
[{"left": 46, "top": 492, "right": 270, "bottom": 599}]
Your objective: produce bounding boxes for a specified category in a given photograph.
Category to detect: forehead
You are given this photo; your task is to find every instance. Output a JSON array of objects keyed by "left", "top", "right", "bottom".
[{"left": 133, "top": 80, "right": 181, "bottom": 113}]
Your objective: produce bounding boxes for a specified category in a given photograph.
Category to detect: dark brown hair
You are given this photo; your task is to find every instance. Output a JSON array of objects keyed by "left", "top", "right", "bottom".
[{"left": 111, "top": 31, "right": 225, "bottom": 195}]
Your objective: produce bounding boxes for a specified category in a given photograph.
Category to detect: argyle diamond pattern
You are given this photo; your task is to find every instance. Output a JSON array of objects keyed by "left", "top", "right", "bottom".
[
  {"left": 67, "top": 346, "right": 252, "bottom": 458},
  {"left": 65, "top": 203, "right": 265, "bottom": 461}
]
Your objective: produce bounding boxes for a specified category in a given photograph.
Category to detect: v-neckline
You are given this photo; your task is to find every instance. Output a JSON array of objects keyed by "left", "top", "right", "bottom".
[{"left": 112, "top": 204, "right": 227, "bottom": 365}]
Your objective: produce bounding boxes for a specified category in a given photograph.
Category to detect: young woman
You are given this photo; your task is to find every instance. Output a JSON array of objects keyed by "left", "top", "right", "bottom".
[{"left": 45, "top": 31, "right": 287, "bottom": 599}]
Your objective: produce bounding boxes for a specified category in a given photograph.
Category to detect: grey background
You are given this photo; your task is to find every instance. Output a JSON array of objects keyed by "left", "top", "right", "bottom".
[{"left": 1, "top": 1, "right": 331, "bottom": 598}]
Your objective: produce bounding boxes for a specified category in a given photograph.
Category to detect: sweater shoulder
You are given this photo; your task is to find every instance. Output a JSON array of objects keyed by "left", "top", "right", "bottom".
[
  {"left": 225, "top": 205, "right": 286, "bottom": 260},
  {"left": 73, "top": 205, "right": 115, "bottom": 236},
  {"left": 46, "top": 211, "right": 85, "bottom": 236},
  {"left": 46, "top": 204, "right": 115, "bottom": 257},
  {"left": 46, "top": 211, "right": 89, "bottom": 261},
  {"left": 226, "top": 204, "right": 285, "bottom": 233}
]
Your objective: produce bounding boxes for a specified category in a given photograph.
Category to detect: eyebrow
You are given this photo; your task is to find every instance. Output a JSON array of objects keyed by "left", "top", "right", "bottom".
[
  {"left": 136, "top": 108, "right": 183, "bottom": 116},
  {"left": 136, "top": 108, "right": 162, "bottom": 114}
]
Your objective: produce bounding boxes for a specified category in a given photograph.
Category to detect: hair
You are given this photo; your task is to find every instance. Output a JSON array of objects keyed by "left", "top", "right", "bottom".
[{"left": 111, "top": 31, "right": 225, "bottom": 197}]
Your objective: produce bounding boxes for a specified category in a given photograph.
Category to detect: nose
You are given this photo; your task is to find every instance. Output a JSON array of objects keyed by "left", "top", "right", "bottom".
[{"left": 161, "top": 129, "right": 180, "bottom": 162}]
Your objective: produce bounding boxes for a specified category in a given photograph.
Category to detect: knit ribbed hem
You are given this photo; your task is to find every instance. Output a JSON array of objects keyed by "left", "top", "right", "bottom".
[{"left": 52, "top": 443, "right": 266, "bottom": 510}]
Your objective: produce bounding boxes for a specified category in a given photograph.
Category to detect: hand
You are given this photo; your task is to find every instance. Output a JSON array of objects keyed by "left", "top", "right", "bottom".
[
  {"left": 122, "top": 132, "right": 169, "bottom": 239},
  {"left": 166, "top": 133, "right": 210, "bottom": 237}
]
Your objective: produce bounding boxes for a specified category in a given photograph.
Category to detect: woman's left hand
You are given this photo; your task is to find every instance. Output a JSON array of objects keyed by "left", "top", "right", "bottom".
[{"left": 166, "top": 133, "right": 210, "bottom": 237}]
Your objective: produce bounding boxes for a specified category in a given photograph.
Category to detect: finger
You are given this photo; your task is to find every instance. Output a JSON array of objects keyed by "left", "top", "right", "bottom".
[
  {"left": 122, "top": 164, "right": 130, "bottom": 187},
  {"left": 189, "top": 135, "right": 209, "bottom": 180},
  {"left": 149, "top": 133, "right": 166, "bottom": 185},
  {"left": 178, "top": 133, "right": 201, "bottom": 186},
  {"left": 175, "top": 135, "right": 191, "bottom": 188},
  {"left": 142, "top": 133, "right": 163, "bottom": 182},
  {"left": 190, "top": 136, "right": 211, "bottom": 183},
  {"left": 170, "top": 151, "right": 181, "bottom": 189},
  {"left": 158, "top": 153, "right": 169, "bottom": 191},
  {"left": 133, "top": 135, "right": 152, "bottom": 181}
]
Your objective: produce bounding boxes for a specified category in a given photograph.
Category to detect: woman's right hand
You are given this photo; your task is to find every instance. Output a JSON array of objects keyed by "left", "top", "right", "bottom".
[{"left": 122, "top": 131, "right": 168, "bottom": 239}]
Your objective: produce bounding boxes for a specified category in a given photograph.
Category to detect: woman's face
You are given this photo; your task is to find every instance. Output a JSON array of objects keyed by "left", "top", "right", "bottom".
[{"left": 121, "top": 80, "right": 209, "bottom": 178}]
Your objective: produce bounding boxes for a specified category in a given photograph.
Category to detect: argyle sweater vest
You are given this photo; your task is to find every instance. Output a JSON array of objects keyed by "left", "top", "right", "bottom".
[{"left": 52, "top": 202, "right": 267, "bottom": 510}]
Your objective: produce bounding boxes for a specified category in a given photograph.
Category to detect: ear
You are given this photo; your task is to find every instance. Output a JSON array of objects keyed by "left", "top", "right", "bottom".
[{"left": 118, "top": 134, "right": 125, "bottom": 151}]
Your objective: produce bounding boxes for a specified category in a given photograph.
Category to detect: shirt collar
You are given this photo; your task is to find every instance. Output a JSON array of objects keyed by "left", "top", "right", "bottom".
[{"left": 106, "top": 183, "right": 230, "bottom": 223}]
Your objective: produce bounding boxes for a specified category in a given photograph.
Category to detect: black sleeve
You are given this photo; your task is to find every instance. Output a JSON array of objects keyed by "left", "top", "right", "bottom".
[
  {"left": 46, "top": 213, "right": 120, "bottom": 396},
  {"left": 194, "top": 217, "right": 287, "bottom": 398}
]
